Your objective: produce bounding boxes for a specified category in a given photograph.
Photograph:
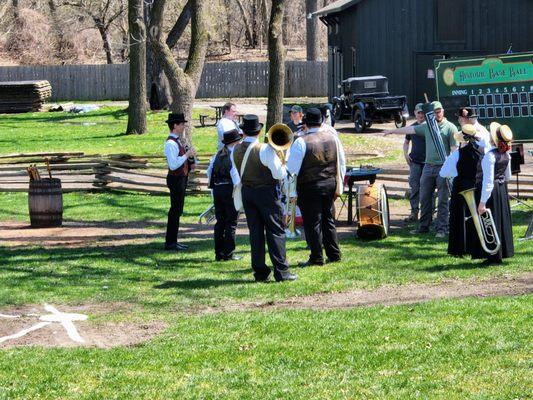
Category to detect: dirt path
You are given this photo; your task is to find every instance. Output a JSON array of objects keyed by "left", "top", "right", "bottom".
[{"left": 200, "top": 272, "right": 533, "bottom": 313}]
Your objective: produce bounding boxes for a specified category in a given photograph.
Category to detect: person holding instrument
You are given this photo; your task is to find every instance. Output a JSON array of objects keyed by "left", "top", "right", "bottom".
[
  {"left": 164, "top": 113, "right": 197, "bottom": 251},
  {"left": 472, "top": 122, "right": 514, "bottom": 265}
]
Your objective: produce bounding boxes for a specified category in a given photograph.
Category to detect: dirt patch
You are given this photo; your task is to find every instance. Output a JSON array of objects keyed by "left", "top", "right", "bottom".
[
  {"left": 200, "top": 272, "right": 533, "bottom": 313},
  {"left": 0, "top": 303, "right": 165, "bottom": 349}
]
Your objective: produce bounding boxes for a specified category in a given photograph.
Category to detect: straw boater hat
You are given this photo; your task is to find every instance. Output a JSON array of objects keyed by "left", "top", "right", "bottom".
[
  {"left": 489, "top": 122, "right": 513, "bottom": 145},
  {"left": 454, "top": 123, "right": 477, "bottom": 143}
]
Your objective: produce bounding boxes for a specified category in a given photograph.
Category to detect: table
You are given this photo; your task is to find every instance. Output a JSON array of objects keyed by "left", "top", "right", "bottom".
[{"left": 345, "top": 167, "right": 382, "bottom": 225}]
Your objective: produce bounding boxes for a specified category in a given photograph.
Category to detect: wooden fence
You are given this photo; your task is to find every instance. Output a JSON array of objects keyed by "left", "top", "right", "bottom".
[{"left": 0, "top": 61, "right": 327, "bottom": 101}]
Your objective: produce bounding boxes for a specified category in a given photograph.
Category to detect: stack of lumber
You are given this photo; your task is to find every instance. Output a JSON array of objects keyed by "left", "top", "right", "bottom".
[{"left": 0, "top": 81, "right": 52, "bottom": 113}]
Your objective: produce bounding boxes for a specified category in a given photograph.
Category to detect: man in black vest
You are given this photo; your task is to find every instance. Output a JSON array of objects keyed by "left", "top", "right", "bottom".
[
  {"left": 207, "top": 129, "right": 242, "bottom": 261},
  {"left": 287, "top": 108, "right": 346, "bottom": 266},
  {"left": 231, "top": 115, "right": 297, "bottom": 282},
  {"left": 164, "top": 113, "right": 196, "bottom": 251}
]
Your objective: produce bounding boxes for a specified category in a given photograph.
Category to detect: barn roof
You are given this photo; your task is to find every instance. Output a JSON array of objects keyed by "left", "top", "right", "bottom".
[{"left": 313, "top": 0, "right": 364, "bottom": 17}]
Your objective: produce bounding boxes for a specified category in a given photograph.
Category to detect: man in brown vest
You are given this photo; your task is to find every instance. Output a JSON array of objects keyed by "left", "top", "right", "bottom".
[
  {"left": 164, "top": 113, "right": 196, "bottom": 251},
  {"left": 287, "top": 108, "right": 346, "bottom": 266},
  {"left": 231, "top": 115, "right": 297, "bottom": 282}
]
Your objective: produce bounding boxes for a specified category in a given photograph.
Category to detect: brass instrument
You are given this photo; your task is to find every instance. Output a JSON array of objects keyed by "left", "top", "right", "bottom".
[
  {"left": 460, "top": 188, "right": 501, "bottom": 255},
  {"left": 266, "top": 123, "right": 300, "bottom": 238},
  {"left": 198, "top": 204, "right": 216, "bottom": 225}
]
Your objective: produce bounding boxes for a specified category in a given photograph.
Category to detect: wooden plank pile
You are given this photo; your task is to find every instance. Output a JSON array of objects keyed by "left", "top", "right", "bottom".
[{"left": 0, "top": 80, "right": 52, "bottom": 113}]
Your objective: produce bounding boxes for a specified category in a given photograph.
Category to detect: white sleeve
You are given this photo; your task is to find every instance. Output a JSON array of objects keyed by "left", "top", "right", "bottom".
[
  {"left": 480, "top": 152, "right": 496, "bottom": 203},
  {"left": 259, "top": 144, "right": 286, "bottom": 180},
  {"left": 164, "top": 141, "right": 187, "bottom": 171},
  {"left": 229, "top": 147, "right": 241, "bottom": 186},
  {"left": 505, "top": 154, "right": 512, "bottom": 181},
  {"left": 206, "top": 155, "right": 216, "bottom": 183},
  {"left": 439, "top": 149, "right": 459, "bottom": 178},
  {"left": 286, "top": 138, "right": 306, "bottom": 176},
  {"left": 334, "top": 135, "right": 346, "bottom": 182}
]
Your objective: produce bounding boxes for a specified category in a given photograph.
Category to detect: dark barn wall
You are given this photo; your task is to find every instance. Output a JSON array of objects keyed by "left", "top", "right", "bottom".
[{"left": 326, "top": 0, "right": 533, "bottom": 113}]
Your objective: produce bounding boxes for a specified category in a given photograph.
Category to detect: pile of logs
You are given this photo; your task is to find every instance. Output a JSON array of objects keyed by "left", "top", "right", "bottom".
[{"left": 0, "top": 80, "right": 52, "bottom": 113}]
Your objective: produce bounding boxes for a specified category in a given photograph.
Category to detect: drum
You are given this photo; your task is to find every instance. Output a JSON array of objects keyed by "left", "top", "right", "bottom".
[{"left": 355, "top": 183, "right": 390, "bottom": 239}]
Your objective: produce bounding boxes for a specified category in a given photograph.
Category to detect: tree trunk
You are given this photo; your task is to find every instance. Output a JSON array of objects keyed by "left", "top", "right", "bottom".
[
  {"left": 126, "top": 0, "right": 147, "bottom": 135},
  {"left": 48, "top": 0, "right": 75, "bottom": 62},
  {"left": 266, "top": 0, "right": 286, "bottom": 131},
  {"left": 148, "top": 0, "right": 208, "bottom": 144},
  {"left": 12, "top": 0, "right": 19, "bottom": 19},
  {"left": 233, "top": 0, "right": 254, "bottom": 47},
  {"left": 96, "top": 22, "right": 114, "bottom": 64},
  {"left": 166, "top": 0, "right": 191, "bottom": 49},
  {"left": 305, "top": 0, "right": 319, "bottom": 61}
]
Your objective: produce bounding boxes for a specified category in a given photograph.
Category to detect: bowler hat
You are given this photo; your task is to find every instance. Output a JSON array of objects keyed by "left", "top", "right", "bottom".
[
  {"left": 490, "top": 122, "right": 513, "bottom": 145},
  {"left": 455, "top": 107, "right": 478, "bottom": 118},
  {"left": 165, "top": 113, "right": 187, "bottom": 124},
  {"left": 222, "top": 129, "right": 242, "bottom": 145},
  {"left": 239, "top": 114, "right": 263, "bottom": 134},
  {"left": 454, "top": 123, "right": 477, "bottom": 143},
  {"left": 303, "top": 107, "right": 323, "bottom": 126}
]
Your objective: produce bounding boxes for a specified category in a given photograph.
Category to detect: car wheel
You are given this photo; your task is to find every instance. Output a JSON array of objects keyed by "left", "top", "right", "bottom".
[
  {"left": 394, "top": 113, "right": 406, "bottom": 128},
  {"left": 333, "top": 102, "right": 344, "bottom": 120},
  {"left": 354, "top": 110, "right": 365, "bottom": 133}
]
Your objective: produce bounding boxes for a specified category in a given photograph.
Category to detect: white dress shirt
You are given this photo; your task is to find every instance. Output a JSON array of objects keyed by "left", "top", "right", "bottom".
[
  {"left": 286, "top": 127, "right": 346, "bottom": 182},
  {"left": 480, "top": 150, "right": 511, "bottom": 203},
  {"left": 206, "top": 146, "right": 241, "bottom": 186},
  {"left": 473, "top": 121, "right": 492, "bottom": 153},
  {"left": 230, "top": 136, "right": 286, "bottom": 181},
  {"left": 164, "top": 133, "right": 188, "bottom": 171},
  {"left": 439, "top": 149, "right": 460, "bottom": 179},
  {"left": 216, "top": 117, "right": 241, "bottom": 151}
]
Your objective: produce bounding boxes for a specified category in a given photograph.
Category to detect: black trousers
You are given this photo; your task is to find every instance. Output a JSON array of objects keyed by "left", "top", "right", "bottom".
[
  {"left": 165, "top": 175, "right": 187, "bottom": 246},
  {"left": 213, "top": 184, "right": 239, "bottom": 259},
  {"left": 297, "top": 179, "right": 341, "bottom": 263},
  {"left": 242, "top": 184, "right": 289, "bottom": 280}
]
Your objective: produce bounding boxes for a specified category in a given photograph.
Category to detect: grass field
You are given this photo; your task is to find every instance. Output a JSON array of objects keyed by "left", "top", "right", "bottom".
[{"left": 0, "top": 108, "right": 531, "bottom": 399}]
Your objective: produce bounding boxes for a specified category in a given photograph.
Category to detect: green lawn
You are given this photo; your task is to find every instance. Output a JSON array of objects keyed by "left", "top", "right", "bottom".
[
  {"left": 0, "top": 106, "right": 402, "bottom": 164},
  {"left": 0, "top": 296, "right": 531, "bottom": 399}
]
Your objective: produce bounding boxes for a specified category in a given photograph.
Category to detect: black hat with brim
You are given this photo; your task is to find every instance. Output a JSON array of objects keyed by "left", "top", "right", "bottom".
[
  {"left": 165, "top": 113, "right": 187, "bottom": 124},
  {"left": 303, "top": 107, "right": 323, "bottom": 126},
  {"left": 455, "top": 107, "right": 478, "bottom": 118},
  {"left": 240, "top": 114, "right": 263, "bottom": 134},
  {"left": 222, "top": 129, "right": 242, "bottom": 144}
]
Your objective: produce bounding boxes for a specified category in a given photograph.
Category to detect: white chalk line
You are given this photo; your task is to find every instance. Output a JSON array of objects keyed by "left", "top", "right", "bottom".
[
  {"left": 0, "top": 313, "right": 20, "bottom": 319},
  {"left": 0, "top": 322, "right": 51, "bottom": 344}
]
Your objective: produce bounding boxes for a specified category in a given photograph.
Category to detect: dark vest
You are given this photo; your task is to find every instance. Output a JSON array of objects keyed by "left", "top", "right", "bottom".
[
  {"left": 454, "top": 142, "right": 482, "bottom": 192},
  {"left": 233, "top": 141, "right": 278, "bottom": 188},
  {"left": 493, "top": 150, "right": 510, "bottom": 184},
  {"left": 166, "top": 136, "right": 189, "bottom": 177},
  {"left": 209, "top": 147, "right": 232, "bottom": 188},
  {"left": 297, "top": 129, "right": 337, "bottom": 190}
]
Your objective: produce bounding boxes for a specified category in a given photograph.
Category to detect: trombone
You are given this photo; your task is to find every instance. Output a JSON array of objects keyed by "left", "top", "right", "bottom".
[{"left": 460, "top": 188, "right": 501, "bottom": 255}]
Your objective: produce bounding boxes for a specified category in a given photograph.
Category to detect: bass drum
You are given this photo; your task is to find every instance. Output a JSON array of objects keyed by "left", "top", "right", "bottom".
[{"left": 354, "top": 183, "right": 390, "bottom": 239}]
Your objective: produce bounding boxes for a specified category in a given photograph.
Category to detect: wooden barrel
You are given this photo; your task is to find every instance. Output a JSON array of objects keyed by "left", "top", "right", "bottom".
[{"left": 28, "top": 178, "right": 63, "bottom": 228}]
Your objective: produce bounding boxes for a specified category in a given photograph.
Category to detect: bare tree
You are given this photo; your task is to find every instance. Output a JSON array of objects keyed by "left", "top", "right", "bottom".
[
  {"left": 148, "top": 0, "right": 209, "bottom": 143},
  {"left": 305, "top": 0, "right": 318, "bottom": 60},
  {"left": 62, "top": 0, "right": 126, "bottom": 64},
  {"left": 12, "top": 0, "right": 19, "bottom": 19},
  {"left": 48, "top": 0, "right": 76, "bottom": 62},
  {"left": 266, "top": 0, "right": 286, "bottom": 131},
  {"left": 126, "top": 0, "right": 146, "bottom": 135}
]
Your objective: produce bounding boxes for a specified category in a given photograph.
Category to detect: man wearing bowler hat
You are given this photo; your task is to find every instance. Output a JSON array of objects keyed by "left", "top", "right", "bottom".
[
  {"left": 456, "top": 106, "right": 491, "bottom": 153},
  {"left": 287, "top": 108, "right": 346, "bottom": 266},
  {"left": 231, "top": 114, "right": 297, "bottom": 282},
  {"left": 164, "top": 113, "right": 197, "bottom": 251},
  {"left": 206, "top": 128, "right": 242, "bottom": 261}
]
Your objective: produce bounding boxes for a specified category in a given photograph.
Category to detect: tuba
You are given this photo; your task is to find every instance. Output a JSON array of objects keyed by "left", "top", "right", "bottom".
[
  {"left": 266, "top": 123, "right": 293, "bottom": 164},
  {"left": 460, "top": 188, "right": 501, "bottom": 255}
]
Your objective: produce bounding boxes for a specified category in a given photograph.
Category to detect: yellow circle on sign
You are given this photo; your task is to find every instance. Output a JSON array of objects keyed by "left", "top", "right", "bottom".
[{"left": 443, "top": 68, "right": 455, "bottom": 86}]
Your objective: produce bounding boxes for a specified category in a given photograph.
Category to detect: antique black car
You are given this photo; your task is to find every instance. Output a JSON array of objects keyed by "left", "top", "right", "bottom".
[{"left": 332, "top": 75, "right": 408, "bottom": 133}]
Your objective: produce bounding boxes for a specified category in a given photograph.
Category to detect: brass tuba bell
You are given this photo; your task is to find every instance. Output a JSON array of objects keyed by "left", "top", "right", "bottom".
[{"left": 266, "top": 123, "right": 293, "bottom": 164}]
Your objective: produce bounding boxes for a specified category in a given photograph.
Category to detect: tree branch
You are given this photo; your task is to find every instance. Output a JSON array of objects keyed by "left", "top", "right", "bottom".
[{"left": 165, "top": 0, "right": 191, "bottom": 49}]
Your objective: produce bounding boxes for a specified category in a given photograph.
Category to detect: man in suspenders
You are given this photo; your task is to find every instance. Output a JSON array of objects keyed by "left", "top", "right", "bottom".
[
  {"left": 232, "top": 115, "right": 297, "bottom": 282},
  {"left": 164, "top": 113, "right": 196, "bottom": 251}
]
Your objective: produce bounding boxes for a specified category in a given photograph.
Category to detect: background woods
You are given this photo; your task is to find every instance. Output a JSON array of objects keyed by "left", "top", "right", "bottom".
[{"left": 0, "top": 0, "right": 333, "bottom": 66}]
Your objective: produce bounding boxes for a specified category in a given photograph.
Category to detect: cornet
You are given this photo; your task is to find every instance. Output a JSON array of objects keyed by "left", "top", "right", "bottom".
[{"left": 460, "top": 188, "right": 501, "bottom": 255}]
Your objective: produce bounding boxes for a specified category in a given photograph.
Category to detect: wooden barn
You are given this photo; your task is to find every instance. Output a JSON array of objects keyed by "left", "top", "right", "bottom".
[{"left": 314, "top": 0, "right": 533, "bottom": 112}]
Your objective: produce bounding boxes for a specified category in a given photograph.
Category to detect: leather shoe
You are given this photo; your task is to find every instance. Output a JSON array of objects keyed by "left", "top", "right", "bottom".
[
  {"left": 298, "top": 259, "right": 324, "bottom": 267},
  {"left": 164, "top": 244, "right": 180, "bottom": 251},
  {"left": 176, "top": 243, "right": 189, "bottom": 250},
  {"left": 254, "top": 271, "right": 271, "bottom": 282},
  {"left": 326, "top": 257, "right": 341, "bottom": 264},
  {"left": 274, "top": 270, "right": 297, "bottom": 282}
]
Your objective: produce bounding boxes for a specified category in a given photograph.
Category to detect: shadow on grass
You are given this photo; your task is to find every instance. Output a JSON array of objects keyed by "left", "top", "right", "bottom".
[{"left": 154, "top": 278, "right": 250, "bottom": 290}]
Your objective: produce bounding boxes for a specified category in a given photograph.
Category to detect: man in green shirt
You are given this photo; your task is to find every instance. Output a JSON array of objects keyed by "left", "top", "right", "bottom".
[{"left": 383, "top": 101, "right": 457, "bottom": 237}]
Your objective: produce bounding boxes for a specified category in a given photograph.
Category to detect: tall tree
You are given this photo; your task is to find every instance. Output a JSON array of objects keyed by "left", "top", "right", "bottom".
[
  {"left": 148, "top": 0, "right": 208, "bottom": 143},
  {"left": 305, "top": 0, "right": 318, "bottom": 61},
  {"left": 266, "top": 0, "right": 286, "bottom": 131},
  {"left": 126, "top": 0, "right": 147, "bottom": 135}
]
